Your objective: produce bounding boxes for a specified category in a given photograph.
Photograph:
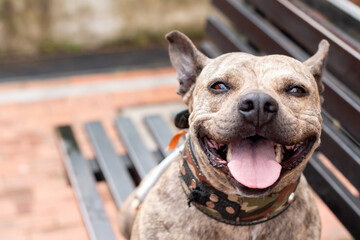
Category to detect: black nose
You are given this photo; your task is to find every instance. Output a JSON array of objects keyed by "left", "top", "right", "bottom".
[{"left": 238, "top": 92, "right": 279, "bottom": 128}]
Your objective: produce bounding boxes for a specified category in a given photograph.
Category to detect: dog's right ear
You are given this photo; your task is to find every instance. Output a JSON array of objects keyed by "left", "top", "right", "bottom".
[{"left": 166, "top": 31, "right": 210, "bottom": 96}]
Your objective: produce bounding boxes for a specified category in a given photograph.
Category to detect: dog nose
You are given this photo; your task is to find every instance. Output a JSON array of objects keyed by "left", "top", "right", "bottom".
[{"left": 238, "top": 92, "right": 279, "bottom": 128}]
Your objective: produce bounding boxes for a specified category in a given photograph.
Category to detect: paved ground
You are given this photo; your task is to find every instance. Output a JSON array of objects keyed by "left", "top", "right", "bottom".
[{"left": 0, "top": 68, "right": 353, "bottom": 239}]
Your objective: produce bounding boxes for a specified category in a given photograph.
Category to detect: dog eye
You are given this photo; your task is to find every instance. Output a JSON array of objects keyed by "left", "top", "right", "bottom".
[
  {"left": 286, "top": 86, "right": 307, "bottom": 96},
  {"left": 209, "top": 82, "right": 230, "bottom": 92}
]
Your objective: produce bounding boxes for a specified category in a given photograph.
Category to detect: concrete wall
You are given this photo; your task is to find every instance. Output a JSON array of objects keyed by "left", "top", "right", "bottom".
[{"left": 0, "top": 0, "right": 210, "bottom": 56}]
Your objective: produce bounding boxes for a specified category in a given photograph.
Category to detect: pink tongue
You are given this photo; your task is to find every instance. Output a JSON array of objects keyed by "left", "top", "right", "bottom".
[{"left": 227, "top": 138, "right": 281, "bottom": 189}]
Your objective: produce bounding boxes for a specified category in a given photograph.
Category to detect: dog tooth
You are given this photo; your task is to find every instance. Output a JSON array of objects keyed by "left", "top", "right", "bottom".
[
  {"left": 275, "top": 144, "right": 282, "bottom": 163},
  {"left": 227, "top": 144, "right": 232, "bottom": 161},
  {"left": 209, "top": 139, "right": 218, "bottom": 149}
]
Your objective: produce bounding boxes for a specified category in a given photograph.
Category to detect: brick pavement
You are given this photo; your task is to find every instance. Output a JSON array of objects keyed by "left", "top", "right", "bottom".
[
  {"left": 0, "top": 68, "right": 353, "bottom": 239},
  {"left": 0, "top": 68, "right": 180, "bottom": 240}
]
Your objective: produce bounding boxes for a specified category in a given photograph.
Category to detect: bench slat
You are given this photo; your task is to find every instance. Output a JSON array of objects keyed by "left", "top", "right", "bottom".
[
  {"left": 305, "top": 155, "right": 360, "bottom": 238},
  {"left": 212, "top": 0, "right": 360, "bottom": 143},
  {"left": 320, "top": 113, "right": 360, "bottom": 190},
  {"left": 205, "top": 14, "right": 257, "bottom": 55},
  {"left": 200, "top": 41, "right": 222, "bottom": 59},
  {"left": 56, "top": 126, "right": 117, "bottom": 240},
  {"left": 212, "top": 0, "right": 308, "bottom": 59},
  {"left": 115, "top": 117, "right": 158, "bottom": 178},
  {"left": 300, "top": 0, "right": 360, "bottom": 42},
  {"left": 144, "top": 115, "right": 174, "bottom": 158},
  {"left": 291, "top": 0, "right": 360, "bottom": 53},
  {"left": 85, "top": 122, "right": 135, "bottom": 209},
  {"left": 321, "top": 73, "right": 360, "bottom": 143},
  {"left": 247, "top": 0, "right": 360, "bottom": 95}
]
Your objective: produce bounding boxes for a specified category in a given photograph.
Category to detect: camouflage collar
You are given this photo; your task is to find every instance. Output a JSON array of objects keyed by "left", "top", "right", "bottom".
[{"left": 179, "top": 138, "right": 299, "bottom": 225}]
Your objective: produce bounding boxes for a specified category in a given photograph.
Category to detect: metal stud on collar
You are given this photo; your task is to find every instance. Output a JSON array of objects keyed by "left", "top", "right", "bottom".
[{"left": 288, "top": 192, "right": 295, "bottom": 204}]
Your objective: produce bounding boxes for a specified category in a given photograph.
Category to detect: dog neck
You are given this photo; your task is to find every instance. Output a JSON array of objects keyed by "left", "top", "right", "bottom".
[{"left": 179, "top": 138, "right": 299, "bottom": 225}]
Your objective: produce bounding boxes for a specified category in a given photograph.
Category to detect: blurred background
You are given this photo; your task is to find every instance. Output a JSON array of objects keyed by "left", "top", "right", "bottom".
[
  {"left": 0, "top": 0, "right": 210, "bottom": 79},
  {"left": 0, "top": 0, "right": 209, "bottom": 56},
  {"left": 0, "top": 0, "right": 358, "bottom": 239}
]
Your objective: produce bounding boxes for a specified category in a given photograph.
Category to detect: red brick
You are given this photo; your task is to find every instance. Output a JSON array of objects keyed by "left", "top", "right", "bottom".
[
  {"left": 314, "top": 193, "right": 352, "bottom": 240},
  {"left": 29, "top": 225, "right": 88, "bottom": 240},
  {"left": 0, "top": 198, "right": 17, "bottom": 218},
  {"left": 0, "top": 68, "right": 179, "bottom": 240}
]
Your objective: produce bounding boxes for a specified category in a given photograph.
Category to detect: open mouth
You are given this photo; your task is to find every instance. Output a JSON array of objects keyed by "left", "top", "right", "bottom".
[{"left": 200, "top": 134, "right": 316, "bottom": 191}]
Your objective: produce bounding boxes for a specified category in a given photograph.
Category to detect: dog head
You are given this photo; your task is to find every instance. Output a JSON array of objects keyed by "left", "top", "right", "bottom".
[{"left": 166, "top": 31, "right": 329, "bottom": 197}]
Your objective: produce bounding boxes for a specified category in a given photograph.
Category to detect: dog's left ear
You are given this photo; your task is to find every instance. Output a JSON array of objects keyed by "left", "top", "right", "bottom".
[
  {"left": 166, "top": 31, "right": 210, "bottom": 96},
  {"left": 303, "top": 40, "right": 330, "bottom": 102}
]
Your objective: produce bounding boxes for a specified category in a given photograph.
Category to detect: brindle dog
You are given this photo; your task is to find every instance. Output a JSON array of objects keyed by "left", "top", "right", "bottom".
[{"left": 119, "top": 31, "right": 329, "bottom": 240}]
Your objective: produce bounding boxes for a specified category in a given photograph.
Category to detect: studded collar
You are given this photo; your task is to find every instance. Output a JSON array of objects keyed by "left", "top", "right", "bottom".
[{"left": 179, "top": 138, "right": 299, "bottom": 225}]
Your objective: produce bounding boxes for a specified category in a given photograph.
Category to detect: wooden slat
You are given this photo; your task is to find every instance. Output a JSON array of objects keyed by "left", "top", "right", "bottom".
[
  {"left": 205, "top": 14, "right": 257, "bottom": 55},
  {"left": 89, "top": 155, "right": 133, "bottom": 182},
  {"left": 56, "top": 126, "right": 116, "bottom": 240},
  {"left": 144, "top": 115, "right": 174, "bottom": 158},
  {"left": 85, "top": 122, "right": 135, "bottom": 209},
  {"left": 114, "top": 117, "right": 158, "bottom": 178},
  {"left": 320, "top": 112, "right": 360, "bottom": 190},
  {"left": 300, "top": 0, "right": 360, "bottom": 41},
  {"left": 200, "top": 41, "right": 222, "bottom": 59},
  {"left": 211, "top": 0, "right": 360, "bottom": 142},
  {"left": 212, "top": 0, "right": 308, "bottom": 59},
  {"left": 247, "top": 0, "right": 360, "bottom": 95},
  {"left": 304, "top": 154, "right": 360, "bottom": 239},
  {"left": 321, "top": 72, "right": 360, "bottom": 143},
  {"left": 289, "top": 0, "right": 360, "bottom": 52}
]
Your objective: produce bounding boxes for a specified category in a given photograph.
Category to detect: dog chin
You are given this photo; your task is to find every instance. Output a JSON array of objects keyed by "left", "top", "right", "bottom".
[{"left": 197, "top": 131, "right": 317, "bottom": 195}]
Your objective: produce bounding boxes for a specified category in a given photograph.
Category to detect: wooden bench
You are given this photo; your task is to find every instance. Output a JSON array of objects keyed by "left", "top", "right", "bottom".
[
  {"left": 56, "top": 1, "right": 360, "bottom": 239},
  {"left": 201, "top": 0, "right": 360, "bottom": 238},
  {"left": 56, "top": 115, "right": 176, "bottom": 240}
]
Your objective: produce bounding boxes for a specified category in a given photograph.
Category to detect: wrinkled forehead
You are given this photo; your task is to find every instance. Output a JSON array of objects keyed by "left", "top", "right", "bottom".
[
  {"left": 202, "top": 53, "right": 314, "bottom": 85},
  {"left": 202, "top": 52, "right": 255, "bottom": 77}
]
